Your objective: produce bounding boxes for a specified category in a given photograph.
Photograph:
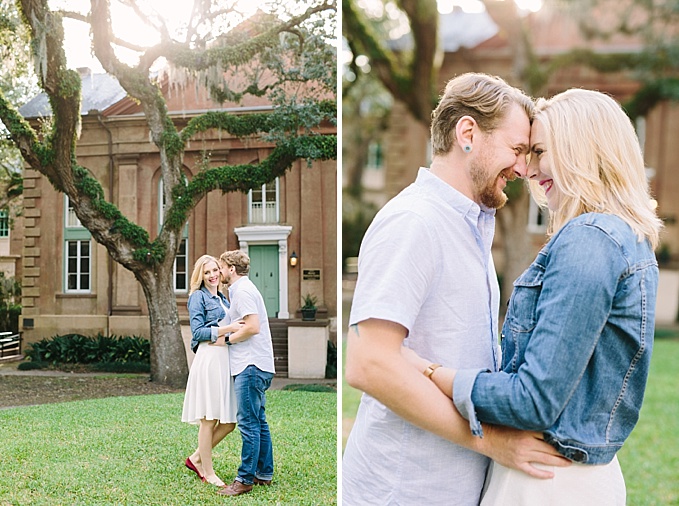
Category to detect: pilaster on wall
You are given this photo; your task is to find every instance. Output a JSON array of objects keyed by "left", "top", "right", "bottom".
[
  {"left": 21, "top": 170, "right": 42, "bottom": 317},
  {"left": 299, "top": 159, "right": 325, "bottom": 309},
  {"left": 113, "top": 155, "right": 141, "bottom": 312}
]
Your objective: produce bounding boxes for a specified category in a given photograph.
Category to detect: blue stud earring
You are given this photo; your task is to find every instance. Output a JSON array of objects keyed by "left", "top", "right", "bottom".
[{"left": 463, "top": 145, "right": 472, "bottom": 153}]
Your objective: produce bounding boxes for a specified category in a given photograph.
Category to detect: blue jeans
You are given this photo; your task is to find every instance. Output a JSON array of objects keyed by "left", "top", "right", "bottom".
[{"left": 234, "top": 365, "right": 274, "bottom": 485}]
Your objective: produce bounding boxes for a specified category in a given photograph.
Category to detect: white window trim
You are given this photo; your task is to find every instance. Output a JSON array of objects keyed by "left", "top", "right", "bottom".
[
  {"left": 65, "top": 239, "right": 91, "bottom": 293},
  {"left": 527, "top": 198, "right": 548, "bottom": 234},
  {"left": 0, "top": 210, "right": 9, "bottom": 238},
  {"left": 248, "top": 178, "right": 280, "bottom": 224},
  {"left": 158, "top": 179, "right": 189, "bottom": 293},
  {"left": 64, "top": 196, "right": 92, "bottom": 293}
]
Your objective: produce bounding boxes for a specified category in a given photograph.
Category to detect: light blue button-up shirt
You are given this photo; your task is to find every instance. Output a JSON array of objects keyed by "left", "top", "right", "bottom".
[{"left": 344, "top": 168, "right": 500, "bottom": 505}]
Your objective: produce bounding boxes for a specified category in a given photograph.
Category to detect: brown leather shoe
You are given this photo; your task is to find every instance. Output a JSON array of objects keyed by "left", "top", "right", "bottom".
[
  {"left": 254, "top": 478, "right": 272, "bottom": 486},
  {"left": 216, "top": 480, "right": 254, "bottom": 496}
]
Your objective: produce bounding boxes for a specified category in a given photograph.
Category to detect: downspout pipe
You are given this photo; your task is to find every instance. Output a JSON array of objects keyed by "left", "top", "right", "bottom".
[{"left": 96, "top": 112, "right": 114, "bottom": 336}]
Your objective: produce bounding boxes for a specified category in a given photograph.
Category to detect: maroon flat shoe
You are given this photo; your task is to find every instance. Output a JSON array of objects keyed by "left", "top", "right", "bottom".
[{"left": 185, "top": 457, "right": 204, "bottom": 480}]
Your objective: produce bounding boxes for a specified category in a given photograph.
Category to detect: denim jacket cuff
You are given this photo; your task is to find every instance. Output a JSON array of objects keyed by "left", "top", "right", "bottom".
[
  {"left": 210, "top": 327, "right": 219, "bottom": 343},
  {"left": 453, "top": 368, "right": 490, "bottom": 438}
]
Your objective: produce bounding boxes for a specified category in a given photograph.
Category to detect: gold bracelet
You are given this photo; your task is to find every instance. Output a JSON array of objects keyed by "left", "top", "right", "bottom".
[{"left": 423, "top": 363, "right": 442, "bottom": 379}]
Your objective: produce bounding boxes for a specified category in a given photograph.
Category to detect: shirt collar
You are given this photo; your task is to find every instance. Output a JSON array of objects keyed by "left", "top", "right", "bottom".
[{"left": 416, "top": 167, "right": 496, "bottom": 222}]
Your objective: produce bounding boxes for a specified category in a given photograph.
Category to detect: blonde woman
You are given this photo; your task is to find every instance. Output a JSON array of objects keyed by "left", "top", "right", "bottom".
[
  {"left": 182, "top": 255, "right": 243, "bottom": 487},
  {"left": 403, "top": 89, "right": 662, "bottom": 505}
]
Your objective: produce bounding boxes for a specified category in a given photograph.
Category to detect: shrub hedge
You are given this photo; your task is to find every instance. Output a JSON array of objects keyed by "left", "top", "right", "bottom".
[{"left": 24, "top": 333, "right": 150, "bottom": 366}]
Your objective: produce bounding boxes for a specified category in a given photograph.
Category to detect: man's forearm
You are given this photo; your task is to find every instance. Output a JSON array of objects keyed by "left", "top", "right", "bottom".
[
  {"left": 345, "top": 323, "right": 484, "bottom": 454},
  {"left": 228, "top": 325, "right": 256, "bottom": 344}
]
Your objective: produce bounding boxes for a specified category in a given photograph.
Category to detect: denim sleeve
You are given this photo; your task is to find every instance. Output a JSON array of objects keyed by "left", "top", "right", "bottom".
[
  {"left": 188, "top": 292, "right": 214, "bottom": 343},
  {"left": 453, "top": 224, "right": 626, "bottom": 431},
  {"left": 452, "top": 368, "right": 490, "bottom": 436}
]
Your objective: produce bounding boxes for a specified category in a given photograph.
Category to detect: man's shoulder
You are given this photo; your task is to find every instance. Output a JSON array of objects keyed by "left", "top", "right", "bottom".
[{"left": 234, "top": 279, "right": 263, "bottom": 306}]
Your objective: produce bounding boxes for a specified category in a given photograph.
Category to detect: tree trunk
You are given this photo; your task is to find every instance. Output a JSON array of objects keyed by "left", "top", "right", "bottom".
[
  {"left": 138, "top": 267, "right": 189, "bottom": 389},
  {"left": 497, "top": 190, "right": 534, "bottom": 313}
]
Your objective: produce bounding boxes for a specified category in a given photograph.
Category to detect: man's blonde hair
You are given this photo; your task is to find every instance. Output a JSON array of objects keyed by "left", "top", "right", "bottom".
[
  {"left": 529, "top": 88, "right": 662, "bottom": 247},
  {"left": 189, "top": 254, "right": 219, "bottom": 295},
  {"left": 219, "top": 250, "right": 250, "bottom": 276},
  {"left": 431, "top": 73, "right": 534, "bottom": 156}
]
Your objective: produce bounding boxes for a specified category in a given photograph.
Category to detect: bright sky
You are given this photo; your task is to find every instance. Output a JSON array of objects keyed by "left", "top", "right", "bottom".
[{"left": 56, "top": 0, "right": 286, "bottom": 71}]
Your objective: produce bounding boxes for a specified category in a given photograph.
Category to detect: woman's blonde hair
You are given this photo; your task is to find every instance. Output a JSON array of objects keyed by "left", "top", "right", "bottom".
[
  {"left": 529, "top": 88, "right": 662, "bottom": 247},
  {"left": 189, "top": 254, "right": 220, "bottom": 295}
]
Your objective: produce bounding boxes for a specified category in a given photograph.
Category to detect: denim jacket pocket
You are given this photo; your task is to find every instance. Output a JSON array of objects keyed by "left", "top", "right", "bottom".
[
  {"left": 204, "top": 301, "right": 223, "bottom": 322},
  {"left": 506, "top": 265, "right": 544, "bottom": 333}
]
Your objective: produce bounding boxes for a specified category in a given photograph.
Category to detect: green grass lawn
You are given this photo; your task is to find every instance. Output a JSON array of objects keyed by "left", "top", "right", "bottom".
[
  {"left": 0, "top": 391, "right": 336, "bottom": 505},
  {"left": 619, "top": 337, "right": 679, "bottom": 505},
  {"left": 342, "top": 335, "right": 679, "bottom": 504}
]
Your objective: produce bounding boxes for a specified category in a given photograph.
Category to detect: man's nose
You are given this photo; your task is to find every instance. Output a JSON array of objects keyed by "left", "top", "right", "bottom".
[{"left": 513, "top": 155, "right": 529, "bottom": 179}]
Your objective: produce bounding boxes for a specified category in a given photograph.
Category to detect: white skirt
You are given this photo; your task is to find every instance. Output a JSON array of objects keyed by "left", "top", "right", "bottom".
[
  {"left": 480, "top": 455, "right": 626, "bottom": 506},
  {"left": 181, "top": 341, "right": 238, "bottom": 425}
]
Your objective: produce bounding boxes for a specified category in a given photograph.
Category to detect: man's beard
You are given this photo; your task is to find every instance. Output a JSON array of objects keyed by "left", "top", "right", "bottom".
[{"left": 470, "top": 155, "right": 509, "bottom": 209}]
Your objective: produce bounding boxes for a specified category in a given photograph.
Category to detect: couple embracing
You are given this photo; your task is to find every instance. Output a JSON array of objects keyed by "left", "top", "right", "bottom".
[
  {"left": 181, "top": 250, "right": 275, "bottom": 497},
  {"left": 344, "top": 73, "right": 662, "bottom": 505}
]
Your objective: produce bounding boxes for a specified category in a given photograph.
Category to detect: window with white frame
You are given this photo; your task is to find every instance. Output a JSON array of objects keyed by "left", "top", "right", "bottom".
[
  {"left": 159, "top": 178, "right": 189, "bottom": 292},
  {"left": 367, "top": 141, "right": 384, "bottom": 170},
  {"left": 0, "top": 210, "right": 9, "bottom": 238},
  {"left": 64, "top": 196, "right": 91, "bottom": 292},
  {"left": 248, "top": 178, "right": 279, "bottom": 224},
  {"left": 527, "top": 198, "right": 548, "bottom": 234}
]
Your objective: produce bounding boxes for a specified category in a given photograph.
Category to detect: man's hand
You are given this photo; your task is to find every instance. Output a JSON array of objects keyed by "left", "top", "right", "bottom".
[{"left": 479, "top": 424, "right": 571, "bottom": 479}]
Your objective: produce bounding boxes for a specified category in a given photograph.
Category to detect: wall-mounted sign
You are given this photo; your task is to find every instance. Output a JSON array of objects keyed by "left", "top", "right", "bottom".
[{"left": 303, "top": 269, "right": 321, "bottom": 280}]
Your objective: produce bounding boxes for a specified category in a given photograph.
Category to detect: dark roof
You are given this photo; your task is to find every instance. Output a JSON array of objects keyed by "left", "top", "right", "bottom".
[{"left": 19, "top": 71, "right": 127, "bottom": 118}]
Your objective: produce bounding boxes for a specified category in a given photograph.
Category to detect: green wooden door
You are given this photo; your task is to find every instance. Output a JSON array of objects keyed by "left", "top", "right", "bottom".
[{"left": 249, "top": 245, "right": 279, "bottom": 317}]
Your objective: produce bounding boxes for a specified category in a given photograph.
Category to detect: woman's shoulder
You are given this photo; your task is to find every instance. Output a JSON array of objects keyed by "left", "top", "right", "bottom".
[
  {"left": 188, "top": 288, "right": 210, "bottom": 304},
  {"left": 561, "top": 213, "right": 636, "bottom": 244}
]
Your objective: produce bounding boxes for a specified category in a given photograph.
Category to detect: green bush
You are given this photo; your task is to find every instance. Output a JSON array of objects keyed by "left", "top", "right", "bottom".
[
  {"left": 325, "top": 340, "right": 337, "bottom": 379},
  {"left": 16, "top": 360, "right": 47, "bottom": 371},
  {"left": 25, "top": 333, "right": 150, "bottom": 366}
]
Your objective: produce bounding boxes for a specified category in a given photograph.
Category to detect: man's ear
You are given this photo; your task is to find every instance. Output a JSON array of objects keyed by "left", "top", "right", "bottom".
[{"left": 455, "top": 115, "right": 476, "bottom": 149}]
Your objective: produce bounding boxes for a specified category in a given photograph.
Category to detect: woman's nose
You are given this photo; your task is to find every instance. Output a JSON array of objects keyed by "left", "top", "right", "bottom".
[
  {"left": 525, "top": 155, "right": 539, "bottom": 179},
  {"left": 513, "top": 154, "right": 528, "bottom": 179}
]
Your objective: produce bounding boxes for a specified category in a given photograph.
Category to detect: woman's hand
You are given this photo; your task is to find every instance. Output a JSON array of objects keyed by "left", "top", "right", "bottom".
[{"left": 210, "top": 335, "right": 227, "bottom": 346}]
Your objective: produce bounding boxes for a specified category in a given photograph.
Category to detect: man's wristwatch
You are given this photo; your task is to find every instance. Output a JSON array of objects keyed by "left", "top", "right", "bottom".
[{"left": 225, "top": 333, "right": 232, "bottom": 346}]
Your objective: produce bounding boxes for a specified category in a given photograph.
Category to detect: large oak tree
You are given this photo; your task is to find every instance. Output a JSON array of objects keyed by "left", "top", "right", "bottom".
[{"left": 0, "top": 0, "right": 336, "bottom": 387}]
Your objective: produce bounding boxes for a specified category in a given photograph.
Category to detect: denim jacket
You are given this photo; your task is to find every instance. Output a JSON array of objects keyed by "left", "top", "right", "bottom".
[
  {"left": 453, "top": 213, "right": 658, "bottom": 464},
  {"left": 187, "top": 286, "right": 230, "bottom": 353}
]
